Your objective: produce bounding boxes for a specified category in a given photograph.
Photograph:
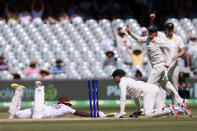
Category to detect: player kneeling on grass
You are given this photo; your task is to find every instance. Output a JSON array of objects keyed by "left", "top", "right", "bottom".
[
  {"left": 112, "top": 69, "right": 180, "bottom": 118},
  {"left": 8, "top": 83, "right": 91, "bottom": 119}
]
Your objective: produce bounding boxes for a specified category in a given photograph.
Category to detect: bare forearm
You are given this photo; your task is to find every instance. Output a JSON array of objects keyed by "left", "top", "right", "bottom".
[
  {"left": 150, "top": 19, "right": 154, "bottom": 26},
  {"left": 173, "top": 48, "right": 185, "bottom": 61},
  {"left": 134, "top": 97, "right": 141, "bottom": 111},
  {"left": 149, "top": 12, "right": 156, "bottom": 26},
  {"left": 178, "top": 48, "right": 185, "bottom": 58},
  {"left": 73, "top": 111, "right": 91, "bottom": 117}
]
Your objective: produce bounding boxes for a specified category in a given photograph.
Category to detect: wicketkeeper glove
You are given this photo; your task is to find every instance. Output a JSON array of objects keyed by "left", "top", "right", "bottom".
[{"left": 129, "top": 110, "right": 142, "bottom": 118}]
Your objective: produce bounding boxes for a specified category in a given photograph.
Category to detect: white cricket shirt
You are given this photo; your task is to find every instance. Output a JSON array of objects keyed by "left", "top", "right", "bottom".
[
  {"left": 43, "top": 104, "right": 76, "bottom": 118},
  {"left": 157, "top": 32, "right": 185, "bottom": 65},
  {"left": 119, "top": 77, "right": 154, "bottom": 111},
  {"left": 127, "top": 31, "right": 170, "bottom": 66}
]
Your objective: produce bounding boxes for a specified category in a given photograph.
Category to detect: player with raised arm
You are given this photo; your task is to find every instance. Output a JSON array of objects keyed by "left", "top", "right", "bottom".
[
  {"left": 8, "top": 82, "right": 91, "bottom": 119},
  {"left": 150, "top": 12, "right": 185, "bottom": 107},
  {"left": 125, "top": 24, "right": 192, "bottom": 117},
  {"left": 112, "top": 69, "right": 178, "bottom": 118}
]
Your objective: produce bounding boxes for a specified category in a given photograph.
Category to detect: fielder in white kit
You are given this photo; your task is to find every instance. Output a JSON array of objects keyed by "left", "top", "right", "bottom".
[
  {"left": 8, "top": 82, "right": 91, "bottom": 119},
  {"left": 112, "top": 69, "right": 178, "bottom": 118},
  {"left": 150, "top": 13, "right": 185, "bottom": 106},
  {"left": 125, "top": 25, "right": 192, "bottom": 117}
]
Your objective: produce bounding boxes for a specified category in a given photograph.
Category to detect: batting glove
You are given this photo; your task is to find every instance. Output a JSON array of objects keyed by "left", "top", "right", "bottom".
[
  {"left": 99, "top": 111, "right": 106, "bottom": 118},
  {"left": 114, "top": 111, "right": 126, "bottom": 118}
]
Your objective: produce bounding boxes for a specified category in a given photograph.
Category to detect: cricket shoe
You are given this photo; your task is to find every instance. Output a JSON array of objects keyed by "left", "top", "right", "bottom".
[
  {"left": 11, "top": 83, "right": 26, "bottom": 89},
  {"left": 129, "top": 110, "right": 142, "bottom": 118},
  {"left": 169, "top": 104, "right": 179, "bottom": 118},
  {"left": 174, "top": 106, "right": 184, "bottom": 114},
  {"left": 180, "top": 99, "right": 192, "bottom": 117}
]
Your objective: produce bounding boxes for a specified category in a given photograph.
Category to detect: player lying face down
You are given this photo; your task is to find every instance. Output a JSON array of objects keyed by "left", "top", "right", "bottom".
[
  {"left": 57, "top": 97, "right": 91, "bottom": 117},
  {"left": 9, "top": 83, "right": 92, "bottom": 119}
]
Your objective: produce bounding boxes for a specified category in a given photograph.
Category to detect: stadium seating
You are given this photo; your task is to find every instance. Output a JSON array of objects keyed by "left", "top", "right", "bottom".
[{"left": 0, "top": 18, "right": 196, "bottom": 80}]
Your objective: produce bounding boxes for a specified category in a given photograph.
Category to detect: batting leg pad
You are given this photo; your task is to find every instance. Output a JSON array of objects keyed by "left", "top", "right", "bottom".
[
  {"left": 32, "top": 85, "right": 45, "bottom": 119},
  {"left": 9, "top": 87, "right": 24, "bottom": 119}
]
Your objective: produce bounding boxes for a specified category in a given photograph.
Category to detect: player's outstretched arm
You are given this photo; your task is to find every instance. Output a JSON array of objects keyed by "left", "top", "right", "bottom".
[
  {"left": 125, "top": 25, "right": 147, "bottom": 43},
  {"left": 149, "top": 12, "right": 156, "bottom": 26},
  {"left": 129, "top": 98, "right": 142, "bottom": 118},
  {"left": 73, "top": 111, "right": 91, "bottom": 117}
]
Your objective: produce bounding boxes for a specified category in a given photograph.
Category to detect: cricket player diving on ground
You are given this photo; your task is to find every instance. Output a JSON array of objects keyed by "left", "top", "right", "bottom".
[
  {"left": 125, "top": 24, "right": 192, "bottom": 117},
  {"left": 112, "top": 69, "right": 182, "bottom": 118},
  {"left": 8, "top": 82, "right": 91, "bottom": 119}
]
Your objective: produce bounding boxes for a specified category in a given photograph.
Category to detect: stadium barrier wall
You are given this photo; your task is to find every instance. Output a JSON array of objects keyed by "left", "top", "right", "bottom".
[{"left": 0, "top": 78, "right": 197, "bottom": 103}]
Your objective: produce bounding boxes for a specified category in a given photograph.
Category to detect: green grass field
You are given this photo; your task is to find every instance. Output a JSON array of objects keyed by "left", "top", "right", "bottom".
[{"left": 0, "top": 105, "right": 197, "bottom": 131}]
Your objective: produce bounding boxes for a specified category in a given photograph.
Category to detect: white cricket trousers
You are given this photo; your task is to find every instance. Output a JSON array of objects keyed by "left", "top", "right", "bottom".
[
  {"left": 9, "top": 87, "right": 33, "bottom": 119},
  {"left": 9, "top": 87, "right": 24, "bottom": 119},
  {"left": 147, "top": 62, "right": 183, "bottom": 106},
  {"left": 15, "top": 108, "right": 33, "bottom": 119},
  {"left": 168, "top": 61, "right": 179, "bottom": 105},
  {"left": 143, "top": 85, "right": 171, "bottom": 117}
]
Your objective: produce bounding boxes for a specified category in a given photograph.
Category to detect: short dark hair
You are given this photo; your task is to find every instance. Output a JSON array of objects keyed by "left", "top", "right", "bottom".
[{"left": 112, "top": 69, "right": 126, "bottom": 77}]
